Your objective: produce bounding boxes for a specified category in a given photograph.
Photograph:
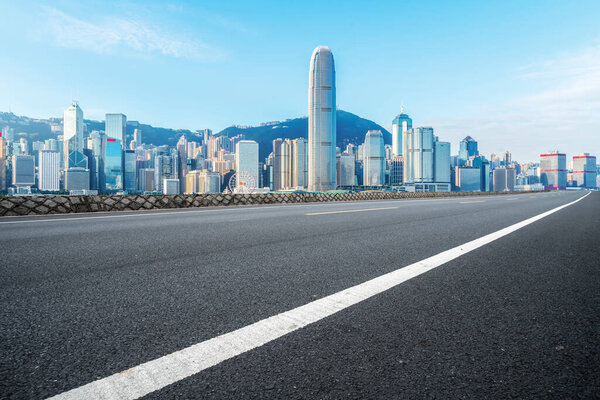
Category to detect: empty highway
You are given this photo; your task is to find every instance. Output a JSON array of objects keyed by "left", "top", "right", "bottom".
[{"left": 1, "top": 191, "right": 599, "bottom": 399}]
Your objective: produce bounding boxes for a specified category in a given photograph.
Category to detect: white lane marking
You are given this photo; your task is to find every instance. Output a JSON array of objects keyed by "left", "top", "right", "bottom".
[
  {"left": 460, "top": 200, "right": 485, "bottom": 204},
  {"left": 506, "top": 198, "right": 518, "bottom": 201},
  {"left": 305, "top": 206, "right": 398, "bottom": 215},
  {"left": 48, "top": 191, "right": 590, "bottom": 400}
]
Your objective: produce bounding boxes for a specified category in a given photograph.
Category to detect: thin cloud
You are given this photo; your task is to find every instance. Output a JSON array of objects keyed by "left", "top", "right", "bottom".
[
  {"left": 424, "top": 40, "right": 600, "bottom": 161},
  {"left": 41, "top": 7, "right": 224, "bottom": 61}
]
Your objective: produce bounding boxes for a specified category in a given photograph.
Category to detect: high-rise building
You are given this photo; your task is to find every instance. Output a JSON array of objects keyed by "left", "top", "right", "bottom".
[
  {"left": 185, "top": 170, "right": 201, "bottom": 194},
  {"left": 292, "top": 138, "right": 308, "bottom": 188},
  {"left": 133, "top": 128, "right": 142, "bottom": 148},
  {"left": 65, "top": 168, "right": 90, "bottom": 191},
  {"left": 0, "top": 136, "right": 7, "bottom": 192},
  {"left": 308, "top": 46, "right": 336, "bottom": 191},
  {"left": 235, "top": 140, "right": 259, "bottom": 187},
  {"left": 492, "top": 167, "right": 516, "bottom": 191},
  {"left": 38, "top": 150, "right": 60, "bottom": 191},
  {"left": 12, "top": 155, "right": 35, "bottom": 187},
  {"left": 105, "top": 113, "right": 127, "bottom": 149},
  {"left": 124, "top": 149, "right": 136, "bottom": 192},
  {"left": 455, "top": 167, "right": 481, "bottom": 191},
  {"left": 458, "top": 136, "right": 478, "bottom": 165},
  {"left": 104, "top": 138, "right": 123, "bottom": 191},
  {"left": 2, "top": 126, "right": 15, "bottom": 142},
  {"left": 198, "top": 170, "right": 221, "bottom": 193},
  {"left": 177, "top": 135, "right": 188, "bottom": 193},
  {"left": 572, "top": 153, "right": 597, "bottom": 188},
  {"left": 434, "top": 140, "right": 451, "bottom": 184},
  {"left": 162, "top": 178, "right": 179, "bottom": 194},
  {"left": 392, "top": 108, "right": 412, "bottom": 156},
  {"left": 389, "top": 156, "right": 404, "bottom": 185},
  {"left": 154, "top": 150, "right": 178, "bottom": 191},
  {"left": 363, "top": 130, "right": 385, "bottom": 186},
  {"left": 138, "top": 168, "right": 155, "bottom": 192},
  {"left": 337, "top": 153, "right": 355, "bottom": 186},
  {"left": 540, "top": 152, "right": 567, "bottom": 190},
  {"left": 503, "top": 151, "right": 512, "bottom": 166},
  {"left": 63, "top": 102, "right": 86, "bottom": 169},
  {"left": 404, "top": 127, "right": 434, "bottom": 184}
]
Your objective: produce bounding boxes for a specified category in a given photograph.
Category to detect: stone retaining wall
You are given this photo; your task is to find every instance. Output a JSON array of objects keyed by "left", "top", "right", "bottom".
[{"left": 0, "top": 191, "right": 542, "bottom": 217}]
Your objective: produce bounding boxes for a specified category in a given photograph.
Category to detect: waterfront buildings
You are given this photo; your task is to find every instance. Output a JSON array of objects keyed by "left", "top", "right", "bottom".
[
  {"left": 162, "top": 178, "right": 179, "bottom": 194},
  {"left": 308, "top": 46, "right": 336, "bottom": 191},
  {"left": 455, "top": 167, "right": 481, "bottom": 191}
]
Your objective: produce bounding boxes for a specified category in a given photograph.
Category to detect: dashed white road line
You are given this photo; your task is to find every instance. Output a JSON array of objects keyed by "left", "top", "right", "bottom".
[
  {"left": 48, "top": 191, "right": 590, "bottom": 400},
  {"left": 305, "top": 206, "right": 398, "bottom": 215},
  {"left": 460, "top": 200, "right": 485, "bottom": 204}
]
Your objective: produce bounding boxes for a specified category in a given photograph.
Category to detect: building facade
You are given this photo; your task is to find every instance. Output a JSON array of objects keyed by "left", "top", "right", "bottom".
[
  {"left": 38, "top": 150, "right": 60, "bottom": 191},
  {"left": 572, "top": 153, "right": 596, "bottom": 188},
  {"left": 392, "top": 110, "right": 412, "bottom": 156},
  {"left": 308, "top": 46, "right": 336, "bottom": 191},
  {"left": 540, "top": 152, "right": 567, "bottom": 190},
  {"left": 363, "top": 130, "right": 385, "bottom": 186}
]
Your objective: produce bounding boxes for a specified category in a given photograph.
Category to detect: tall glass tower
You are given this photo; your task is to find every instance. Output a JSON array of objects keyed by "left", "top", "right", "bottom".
[
  {"left": 63, "top": 102, "right": 85, "bottom": 169},
  {"left": 308, "top": 46, "right": 336, "bottom": 192},
  {"left": 392, "top": 107, "right": 412, "bottom": 156}
]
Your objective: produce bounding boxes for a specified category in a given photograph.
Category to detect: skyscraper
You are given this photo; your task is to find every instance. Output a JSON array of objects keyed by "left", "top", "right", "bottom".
[
  {"left": 492, "top": 167, "right": 516, "bottom": 192},
  {"left": 392, "top": 108, "right": 412, "bottom": 156},
  {"left": 104, "top": 137, "right": 123, "bottom": 191},
  {"left": 363, "top": 130, "right": 385, "bottom": 186},
  {"left": 572, "top": 153, "right": 597, "bottom": 188},
  {"left": 337, "top": 153, "right": 356, "bottom": 186},
  {"left": 38, "top": 150, "right": 60, "bottom": 191},
  {"left": 105, "top": 113, "right": 127, "bottom": 149},
  {"left": 434, "top": 140, "right": 451, "bottom": 184},
  {"left": 124, "top": 149, "right": 137, "bottom": 193},
  {"left": 63, "top": 102, "right": 86, "bottom": 169},
  {"left": 540, "top": 152, "right": 567, "bottom": 190},
  {"left": 235, "top": 140, "right": 259, "bottom": 186},
  {"left": 12, "top": 155, "right": 35, "bottom": 187},
  {"left": 0, "top": 136, "right": 6, "bottom": 192},
  {"left": 458, "top": 136, "right": 478, "bottom": 166},
  {"left": 292, "top": 138, "right": 308, "bottom": 188},
  {"left": 308, "top": 46, "right": 336, "bottom": 191},
  {"left": 404, "top": 127, "right": 434, "bottom": 184}
]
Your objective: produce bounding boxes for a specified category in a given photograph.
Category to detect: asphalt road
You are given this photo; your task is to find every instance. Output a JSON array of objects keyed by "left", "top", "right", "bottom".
[{"left": 1, "top": 191, "right": 598, "bottom": 399}]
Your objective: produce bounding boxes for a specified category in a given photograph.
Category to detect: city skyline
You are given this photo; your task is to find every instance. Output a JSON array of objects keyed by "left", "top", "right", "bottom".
[{"left": 1, "top": 1, "right": 599, "bottom": 162}]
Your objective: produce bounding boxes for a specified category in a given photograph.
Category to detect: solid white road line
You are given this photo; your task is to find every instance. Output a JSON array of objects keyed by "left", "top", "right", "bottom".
[
  {"left": 305, "top": 206, "right": 398, "bottom": 215},
  {"left": 48, "top": 191, "right": 590, "bottom": 400}
]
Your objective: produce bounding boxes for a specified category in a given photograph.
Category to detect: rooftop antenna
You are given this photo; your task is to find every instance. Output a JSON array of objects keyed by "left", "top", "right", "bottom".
[{"left": 401, "top": 103, "right": 404, "bottom": 114}]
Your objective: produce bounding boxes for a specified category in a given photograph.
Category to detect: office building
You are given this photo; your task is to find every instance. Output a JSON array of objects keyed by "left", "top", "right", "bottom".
[
  {"left": 572, "top": 153, "right": 597, "bottom": 188},
  {"left": 390, "top": 156, "right": 404, "bottom": 185},
  {"left": 308, "top": 46, "right": 336, "bottom": 191},
  {"left": 404, "top": 127, "right": 434, "bottom": 184},
  {"left": 177, "top": 135, "right": 188, "bottom": 193},
  {"left": 65, "top": 167, "right": 90, "bottom": 191},
  {"left": 63, "top": 102, "right": 87, "bottom": 169},
  {"left": 492, "top": 167, "right": 516, "bottom": 191},
  {"left": 198, "top": 170, "right": 221, "bottom": 193},
  {"left": 104, "top": 137, "right": 123, "bottom": 191},
  {"left": 455, "top": 167, "right": 481, "bottom": 191},
  {"left": 12, "top": 155, "right": 35, "bottom": 187},
  {"left": 235, "top": 140, "right": 259, "bottom": 187},
  {"left": 434, "top": 140, "right": 451, "bottom": 184},
  {"left": 337, "top": 153, "right": 355, "bottom": 186},
  {"left": 124, "top": 149, "right": 136, "bottom": 192},
  {"left": 0, "top": 136, "right": 7, "bottom": 191},
  {"left": 540, "top": 152, "right": 567, "bottom": 190},
  {"left": 392, "top": 108, "right": 412, "bottom": 156},
  {"left": 363, "top": 130, "right": 385, "bottom": 186},
  {"left": 133, "top": 128, "right": 142, "bottom": 148},
  {"left": 292, "top": 138, "right": 308, "bottom": 188},
  {"left": 38, "top": 150, "right": 60, "bottom": 191},
  {"left": 105, "top": 113, "right": 127, "bottom": 149},
  {"left": 138, "top": 168, "right": 155, "bottom": 192},
  {"left": 458, "top": 136, "right": 478, "bottom": 165},
  {"left": 162, "top": 178, "right": 180, "bottom": 194}
]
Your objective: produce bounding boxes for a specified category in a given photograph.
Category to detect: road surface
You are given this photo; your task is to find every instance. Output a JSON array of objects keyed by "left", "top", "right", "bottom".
[{"left": 1, "top": 191, "right": 598, "bottom": 399}]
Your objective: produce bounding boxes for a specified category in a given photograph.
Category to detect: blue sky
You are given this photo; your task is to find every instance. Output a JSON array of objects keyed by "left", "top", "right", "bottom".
[{"left": 0, "top": 0, "right": 599, "bottom": 161}]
